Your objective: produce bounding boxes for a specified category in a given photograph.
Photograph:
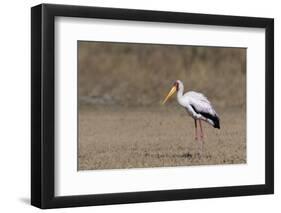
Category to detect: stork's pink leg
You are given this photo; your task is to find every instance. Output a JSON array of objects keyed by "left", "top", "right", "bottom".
[
  {"left": 199, "top": 120, "right": 204, "bottom": 154},
  {"left": 199, "top": 120, "right": 204, "bottom": 140},
  {"left": 194, "top": 119, "right": 198, "bottom": 140}
]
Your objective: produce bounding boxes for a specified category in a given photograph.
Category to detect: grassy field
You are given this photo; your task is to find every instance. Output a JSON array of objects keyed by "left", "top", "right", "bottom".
[{"left": 78, "top": 104, "right": 246, "bottom": 170}]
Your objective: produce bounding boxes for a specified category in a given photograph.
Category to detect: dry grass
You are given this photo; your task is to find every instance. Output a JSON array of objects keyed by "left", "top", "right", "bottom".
[
  {"left": 78, "top": 42, "right": 246, "bottom": 108},
  {"left": 78, "top": 105, "right": 246, "bottom": 170}
]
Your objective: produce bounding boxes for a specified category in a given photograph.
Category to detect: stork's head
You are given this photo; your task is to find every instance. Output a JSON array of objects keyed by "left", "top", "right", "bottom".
[{"left": 162, "top": 80, "right": 183, "bottom": 104}]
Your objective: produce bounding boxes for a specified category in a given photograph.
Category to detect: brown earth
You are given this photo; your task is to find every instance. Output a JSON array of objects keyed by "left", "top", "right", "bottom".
[{"left": 78, "top": 104, "right": 246, "bottom": 170}]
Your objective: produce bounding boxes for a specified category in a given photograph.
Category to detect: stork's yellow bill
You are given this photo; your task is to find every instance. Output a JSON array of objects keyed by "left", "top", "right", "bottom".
[{"left": 162, "top": 85, "right": 177, "bottom": 104}]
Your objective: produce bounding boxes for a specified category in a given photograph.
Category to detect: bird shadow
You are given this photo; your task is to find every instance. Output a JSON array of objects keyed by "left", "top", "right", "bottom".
[
  {"left": 172, "top": 152, "right": 200, "bottom": 159},
  {"left": 145, "top": 152, "right": 204, "bottom": 159},
  {"left": 179, "top": 153, "right": 193, "bottom": 158}
]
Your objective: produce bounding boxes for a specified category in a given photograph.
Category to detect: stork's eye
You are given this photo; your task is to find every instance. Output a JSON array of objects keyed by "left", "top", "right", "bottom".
[{"left": 174, "top": 82, "right": 179, "bottom": 91}]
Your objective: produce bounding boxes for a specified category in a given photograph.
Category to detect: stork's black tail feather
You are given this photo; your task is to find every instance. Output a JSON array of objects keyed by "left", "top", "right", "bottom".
[{"left": 213, "top": 116, "right": 220, "bottom": 129}]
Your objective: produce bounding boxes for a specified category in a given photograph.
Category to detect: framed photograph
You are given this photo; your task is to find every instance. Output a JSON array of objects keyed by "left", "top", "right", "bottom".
[{"left": 31, "top": 3, "right": 274, "bottom": 209}]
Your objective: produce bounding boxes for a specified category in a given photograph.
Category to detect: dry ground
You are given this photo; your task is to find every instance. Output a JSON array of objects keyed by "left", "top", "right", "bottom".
[{"left": 78, "top": 104, "right": 246, "bottom": 170}]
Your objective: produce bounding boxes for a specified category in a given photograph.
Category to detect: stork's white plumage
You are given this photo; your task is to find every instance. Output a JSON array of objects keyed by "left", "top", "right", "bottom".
[{"left": 162, "top": 80, "right": 220, "bottom": 141}]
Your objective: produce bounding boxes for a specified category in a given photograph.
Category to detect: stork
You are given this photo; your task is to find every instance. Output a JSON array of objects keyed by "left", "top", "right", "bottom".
[{"left": 162, "top": 80, "right": 220, "bottom": 144}]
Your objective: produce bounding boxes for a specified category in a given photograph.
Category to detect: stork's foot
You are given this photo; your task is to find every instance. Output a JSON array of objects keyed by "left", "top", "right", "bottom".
[{"left": 200, "top": 143, "right": 204, "bottom": 155}]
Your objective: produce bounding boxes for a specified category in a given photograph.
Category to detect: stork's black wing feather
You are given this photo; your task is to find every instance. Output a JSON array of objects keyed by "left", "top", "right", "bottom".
[{"left": 190, "top": 104, "right": 220, "bottom": 129}]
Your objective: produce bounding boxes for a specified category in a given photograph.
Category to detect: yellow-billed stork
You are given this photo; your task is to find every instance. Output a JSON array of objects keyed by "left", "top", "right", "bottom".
[{"left": 162, "top": 80, "right": 220, "bottom": 142}]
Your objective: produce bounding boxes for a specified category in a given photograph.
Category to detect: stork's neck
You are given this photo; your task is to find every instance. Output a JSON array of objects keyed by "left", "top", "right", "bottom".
[{"left": 176, "top": 84, "right": 184, "bottom": 100}]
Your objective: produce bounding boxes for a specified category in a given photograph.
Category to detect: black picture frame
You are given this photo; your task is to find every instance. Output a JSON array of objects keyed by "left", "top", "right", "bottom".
[{"left": 31, "top": 3, "right": 274, "bottom": 209}]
